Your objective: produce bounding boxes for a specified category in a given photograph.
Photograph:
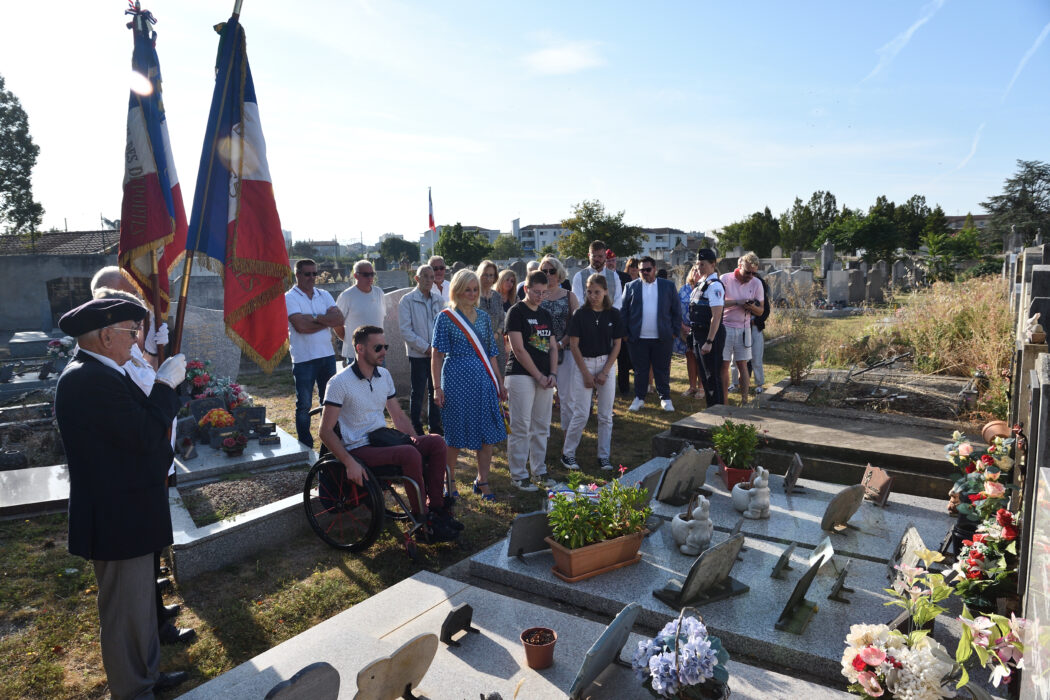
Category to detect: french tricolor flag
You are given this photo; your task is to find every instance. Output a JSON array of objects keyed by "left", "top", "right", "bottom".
[
  {"left": 186, "top": 13, "right": 291, "bottom": 373},
  {"left": 429, "top": 187, "right": 436, "bottom": 233},
  {"left": 119, "top": 5, "right": 187, "bottom": 318}
]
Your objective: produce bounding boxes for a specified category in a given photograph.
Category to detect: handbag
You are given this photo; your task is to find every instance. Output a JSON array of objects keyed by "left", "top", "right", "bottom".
[{"left": 367, "top": 427, "right": 413, "bottom": 448}]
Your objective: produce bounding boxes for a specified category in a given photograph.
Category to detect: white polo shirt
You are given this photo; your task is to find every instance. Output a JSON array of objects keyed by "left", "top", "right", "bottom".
[
  {"left": 323, "top": 363, "right": 395, "bottom": 450},
  {"left": 285, "top": 285, "right": 338, "bottom": 363},
  {"left": 335, "top": 285, "right": 387, "bottom": 360}
]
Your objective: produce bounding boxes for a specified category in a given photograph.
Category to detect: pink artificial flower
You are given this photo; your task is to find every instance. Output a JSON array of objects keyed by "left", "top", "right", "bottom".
[
  {"left": 858, "top": 646, "right": 887, "bottom": 666},
  {"left": 588, "top": 483, "right": 598, "bottom": 492},
  {"left": 960, "top": 615, "right": 995, "bottom": 648},
  {"left": 985, "top": 469, "right": 1001, "bottom": 482},
  {"left": 959, "top": 443, "right": 973, "bottom": 456},
  {"left": 984, "top": 481, "right": 1006, "bottom": 498},
  {"left": 857, "top": 671, "right": 884, "bottom": 697}
]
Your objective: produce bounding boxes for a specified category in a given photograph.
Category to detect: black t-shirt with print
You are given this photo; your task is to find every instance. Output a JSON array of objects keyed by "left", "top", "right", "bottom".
[{"left": 505, "top": 302, "right": 554, "bottom": 376}]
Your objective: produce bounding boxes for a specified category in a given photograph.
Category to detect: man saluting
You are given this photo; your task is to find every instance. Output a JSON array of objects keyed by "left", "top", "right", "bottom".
[{"left": 54, "top": 298, "right": 189, "bottom": 699}]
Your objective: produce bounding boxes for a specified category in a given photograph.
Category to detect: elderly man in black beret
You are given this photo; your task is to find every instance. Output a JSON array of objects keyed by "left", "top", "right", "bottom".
[{"left": 54, "top": 298, "right": 188, "bottom": 698}]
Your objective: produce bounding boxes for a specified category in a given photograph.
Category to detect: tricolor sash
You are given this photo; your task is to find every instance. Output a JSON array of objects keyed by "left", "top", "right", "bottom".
[{"left": 441, "top": 308, "right": 508, "bottom": 427}]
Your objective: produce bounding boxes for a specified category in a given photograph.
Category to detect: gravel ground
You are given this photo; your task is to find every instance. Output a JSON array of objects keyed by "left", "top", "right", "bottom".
[{"left": 180, "top": 467, "right": 309, "bottom": 526}]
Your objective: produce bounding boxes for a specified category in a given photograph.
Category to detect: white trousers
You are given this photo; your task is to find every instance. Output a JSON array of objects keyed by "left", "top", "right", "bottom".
[
  {"left": 505, "top": 374, "right": 554, "bottom": 481},
  {"left": 562, "top": 355, "right": 615, "bottom": 459},
  {"left": 556, "top": 355, "right": 577, "bottom": 434}
]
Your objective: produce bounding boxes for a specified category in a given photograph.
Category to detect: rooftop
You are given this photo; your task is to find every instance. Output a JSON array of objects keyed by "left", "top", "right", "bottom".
[{"left": 0, "top": 230, "right": 119, "bottom": 256}]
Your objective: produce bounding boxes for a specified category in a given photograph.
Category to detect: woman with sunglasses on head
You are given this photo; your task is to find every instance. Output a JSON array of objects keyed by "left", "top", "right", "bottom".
[
  {"left": 476, "top": 260, "right": 508, "bottom": 377},
  {"left": 537, "top": 255, "right": 580, "bottom": 441},
  {"left": 431, "top": 269, "right": 508, "bottom": 500},
  {"left": 496, "top": 269, "right": 518, "bottom": 312}
]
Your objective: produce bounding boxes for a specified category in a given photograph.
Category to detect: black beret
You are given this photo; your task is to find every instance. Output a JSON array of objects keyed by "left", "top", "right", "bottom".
[
  {"left": 696, "top": 248, "right": 717, "bottom": 263},
  {"left": 59, "top": 298, "right": 147, "bottom": 337}
]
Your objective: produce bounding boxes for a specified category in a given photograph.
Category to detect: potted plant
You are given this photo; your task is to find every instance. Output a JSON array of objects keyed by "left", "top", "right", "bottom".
[
  {"left": 46, "top": 336, "right": 75, "bottom": 368},
  {"left": 520, "top": 626, "right": 557, "bottom": 670},
  {"left": 544, "top": 467, "right": 652, "bottom": 582},
  {"left": 710, "top": 419, "right": 758, "bottom": 489},
  {"left": 944, "top": 432, "right": 1015, "bottom": 555},
  {"left": 185, "top": 359, "right": 214, "bottom": 399},
  {"left": 199, "top": 407, "right": 236, "bottom": 445},
  {"left": 220, "top": 431, "right": 248, "bottom": 458},
  {"left": 631, "top": 609, "right": 730, "bottom": 699}
]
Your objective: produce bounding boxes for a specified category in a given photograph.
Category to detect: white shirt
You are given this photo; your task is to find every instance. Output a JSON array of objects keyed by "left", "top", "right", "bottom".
[
  {"left": 432, "top": 280, "right": 451, "bottom": 304},
  {"left": 323, "top": 363, "right": 396, "bottom": 450},
  {"left": 78, "top": 347, "right": 126, "bottom": 375},
  {"left": 639, "top": 279, "right": 659, "bottom": 339},
  {"left": 335, "top": 285, "right": 387, "bottom": 360},
  {"left": 285, "top": 285, "right": 338, "bottom": 363}
]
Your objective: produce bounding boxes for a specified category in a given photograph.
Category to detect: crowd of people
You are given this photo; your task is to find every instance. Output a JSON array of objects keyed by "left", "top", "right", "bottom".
[{"left": 51, "top": 246, "right": 770, "bottom": 697}]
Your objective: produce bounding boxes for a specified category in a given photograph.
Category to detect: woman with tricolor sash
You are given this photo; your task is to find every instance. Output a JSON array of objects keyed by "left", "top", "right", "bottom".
[{"left": 431, "top": 269, "right": 508, "bottom": 501}]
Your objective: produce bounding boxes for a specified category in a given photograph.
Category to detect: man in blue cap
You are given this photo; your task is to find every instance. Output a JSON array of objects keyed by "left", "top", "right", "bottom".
[{"left": 54, "top": 297, "right": 189, "bottom": 698}]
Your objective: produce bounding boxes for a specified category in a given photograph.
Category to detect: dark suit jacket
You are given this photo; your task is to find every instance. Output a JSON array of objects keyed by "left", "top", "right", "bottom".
[
  {"left": 621, "top": 277, "right": 682, "bottom": 343},
  {"left": 55, "top": 351, "right": 180, "bottom": 561}
]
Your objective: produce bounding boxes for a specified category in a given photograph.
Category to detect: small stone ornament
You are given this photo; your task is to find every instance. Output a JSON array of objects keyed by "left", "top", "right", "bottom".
[
  {"left": 670, "top": 495, "right": 714, "bottom": 556},
  {"left": 742, "top": 466, "right": 770, "bottom": 519}
]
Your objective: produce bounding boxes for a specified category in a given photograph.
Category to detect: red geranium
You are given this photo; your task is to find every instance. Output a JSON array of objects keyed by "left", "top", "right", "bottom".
[{"left": 968, "top": 493, "right": 986, "bottom": 503}]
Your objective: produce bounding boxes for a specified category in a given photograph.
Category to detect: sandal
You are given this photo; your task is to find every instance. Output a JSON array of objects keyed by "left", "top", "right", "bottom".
[{"left": 472, "top": 479, "right": 496, "bottom": 501}]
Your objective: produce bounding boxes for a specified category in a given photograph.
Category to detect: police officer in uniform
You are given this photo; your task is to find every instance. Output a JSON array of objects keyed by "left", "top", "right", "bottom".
[
  {"left": 688, "top": 249, "right": 726, "bottom": 406},
  {"left": 54, "top": 298, "right": 189, "bottom": 698}
]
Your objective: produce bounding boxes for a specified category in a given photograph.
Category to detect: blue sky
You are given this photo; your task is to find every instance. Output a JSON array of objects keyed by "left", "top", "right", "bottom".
[{"left": 1, "top": 0, "right": 1048, "bottom": 244}]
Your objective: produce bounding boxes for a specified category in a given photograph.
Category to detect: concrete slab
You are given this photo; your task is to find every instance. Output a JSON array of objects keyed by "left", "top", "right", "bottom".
[
  {"left": 179, "top": 570, "right": 851, "bottom": 699},
  {"left": 469, "top": 526, "right": 964, "bottom": 683},
  {"left": 0, "top": 372, "right": 57, "bottom": 401},
  {"left": 0, "top": 464, "right": 68, "bottom": 518},
  {"left": 175, "top": 426, "right": 312, "bottom": 483},
  {"left": 8, "top": 331, "right": 55, "bottom": 358},
  {"left": 630, "top": 458, "right": 955, "bottom": 563}
]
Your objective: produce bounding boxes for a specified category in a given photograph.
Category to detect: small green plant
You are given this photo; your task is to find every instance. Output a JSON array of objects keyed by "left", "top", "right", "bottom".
[
  {"left": 547, "top": 474, "right": 651, "bottom": 550},
  {"left": 710, "top": 419, "right": 758, "bottom": 470}
]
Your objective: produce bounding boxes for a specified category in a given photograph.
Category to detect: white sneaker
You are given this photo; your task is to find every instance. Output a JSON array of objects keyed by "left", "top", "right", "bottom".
[
  {"left": 727, "top": 384, "right": 738, "bottom": 393},
  {"left": 755, "top": 386, "right": 764, "bottom": 394},
  {"left": 661, "top": 399, "right": 674, "bottom": 412},
  {"left": 513, "top": 478, "right": 538, "bottom": 492},
  {"left": 628, "top": 397, "right": 644, "bottom": 412}
]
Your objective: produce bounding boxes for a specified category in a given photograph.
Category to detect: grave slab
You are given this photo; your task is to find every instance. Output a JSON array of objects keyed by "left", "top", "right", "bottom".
[
  {"left": 8, "top": 331, "right": 55, "bottom": 358},
  {"left": 469, "top": 525, "right": 965, "bottom": 683},
  {"left": 0, "top": 371, "right": 57, "bottom": 400},
  {"left": 0, "top": 464, "right": 69, "bottom": 518},
  {"left": 174, "top": 426, "right": 312, "bottom": 483},
  {"left": 178, "top": 570, "right": 851, "bottom": 699},
  {"left": 632, "top": 457, "right": 953, "bottom": 562}
]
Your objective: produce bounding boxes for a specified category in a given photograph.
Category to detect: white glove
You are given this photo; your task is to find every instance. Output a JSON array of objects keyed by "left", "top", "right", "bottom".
[
  {"left": 144, "top": 322, "right": 169, "bottom": 354},
  {"left": 155, "top": 353, "right": 187, "bottom": 389}
]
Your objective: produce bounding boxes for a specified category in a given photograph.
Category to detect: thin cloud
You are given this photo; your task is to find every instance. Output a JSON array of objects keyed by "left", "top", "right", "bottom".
[
  {"left": 955, "top": 122, "right": 985, "bottom": 171},
  {"left": 523, "top": 41, "right": 604, "bottom": 75},
  {"left": 863, "top": 0, "right": 947, "bottom": 82},
  {"left": 1002, "top": 21, "right": 1050, "bottom": 102}
]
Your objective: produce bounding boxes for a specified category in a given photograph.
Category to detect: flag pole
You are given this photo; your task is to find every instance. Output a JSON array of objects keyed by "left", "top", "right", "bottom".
[{"left": 171, "top": 0, "right": 243, "bottom": 355}]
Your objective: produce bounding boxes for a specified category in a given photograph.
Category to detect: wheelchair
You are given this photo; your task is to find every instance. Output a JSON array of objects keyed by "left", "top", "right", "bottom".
[{"left": 302, "top": 407, "right": 454, "bottom": 559}]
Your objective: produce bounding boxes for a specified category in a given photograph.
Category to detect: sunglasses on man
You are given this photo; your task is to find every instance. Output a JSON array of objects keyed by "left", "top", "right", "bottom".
[
  {"left": 372, "top": 344, "right": 389, "bottom": 352},
  {"left": 298, "top": 271, "right": 319, "bottom": 277},
  {"left": 431, "top": 266, "right": 446, "bottom": 271},
  {"left": 107, "top": 325, "right": 142, "bottom": 339},
  {"left": 357, "top": 271, "right": 376, "bottom": 277}
]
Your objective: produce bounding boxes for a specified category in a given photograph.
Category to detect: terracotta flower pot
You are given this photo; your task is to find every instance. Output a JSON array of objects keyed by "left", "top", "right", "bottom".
[
  {"left": 545, "top": 530, "right": 647, "bottom": 583},
  {"left": 981, "top": 420, "right": 1011, "bottom": 445},
  {"left": 716, "top": 456, "right": 754, "bottom": 491},
  {"left": 520, "top": 627, "right": 557, "bottom": 670}
]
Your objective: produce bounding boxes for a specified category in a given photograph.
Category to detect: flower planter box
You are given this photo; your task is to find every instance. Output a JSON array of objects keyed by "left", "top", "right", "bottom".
[
  {"left": 716, "top": 456, "right": 754, "bottom": 491},
  {"left": 545, "top": 530, "right": 647, "bottom": 583}
]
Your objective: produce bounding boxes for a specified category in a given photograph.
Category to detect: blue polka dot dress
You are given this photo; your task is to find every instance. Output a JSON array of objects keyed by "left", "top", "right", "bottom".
[{"left": 432, "top": 308, "right": 508, "bottom": 450}]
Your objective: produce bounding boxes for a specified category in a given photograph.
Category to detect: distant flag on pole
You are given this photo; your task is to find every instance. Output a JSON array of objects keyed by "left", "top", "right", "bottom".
[
  {"left": 429, "top": 187, "right": 437, "bottom": 233},
  {"left": 119, "top": 3, "right": 187, "bottom": 318},
  {"left": 185, "top": 13, "right": 291, "bottom": 373}
]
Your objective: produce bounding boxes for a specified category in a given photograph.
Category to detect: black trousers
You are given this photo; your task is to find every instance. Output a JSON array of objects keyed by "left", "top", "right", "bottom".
[
  {"left": 693, "top": 325, "right": 726, "bottom": 407},
  {"left": 617, "top": 345, "right": 633, "bottom": 393}
]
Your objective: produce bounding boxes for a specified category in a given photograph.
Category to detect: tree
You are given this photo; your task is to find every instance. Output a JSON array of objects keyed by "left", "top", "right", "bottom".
[
  {"left": 981, "top": 159, "right": 1050, "bottom": 248},
  {"left": 808, "top": 190, "right": 839, "bottom": 235},
  {"left": 491, "top": 233, "right": 524, "bottom": 259},
  {"left": 289, "top": 241, "right": 319, "bottom": 259},
  {"left": 895, "top": 194, "right": 931, "bottom": 250},
  {"left": 779, "top": 197, "right": 818, "bottom": 252},
  {"left": 433, "top": 222, "right": 492, "bottom": 266},
  {"left": 378, "top": 237, "right": 420, "bottom": 265},
  {"left": 0, "top": 74, "right": 43, "bottom": 236},
  {"left": 922, "top": 205, "right": 978, "bottom": 281},
  {"left": 537, "top": 243, "right": 558, "bottom": 257},
  {"left": 558, "top": 199, "right": 645, "bottom": 259},
  {"left": 718, "top": 208, "right": 779, "bottom": 257}
]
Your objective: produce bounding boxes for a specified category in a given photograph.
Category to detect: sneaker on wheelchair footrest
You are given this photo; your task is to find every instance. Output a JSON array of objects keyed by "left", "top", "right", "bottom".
[
  {"left": 433, "top": 506, "right": 464, "bottom": 531},
  {"left": 421, "top": 513, "right": 460, "bottom": 543}
]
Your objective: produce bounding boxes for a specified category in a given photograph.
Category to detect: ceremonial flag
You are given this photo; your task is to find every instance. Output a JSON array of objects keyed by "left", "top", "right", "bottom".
[
  {"left": 429, "top": 187, "right": 436, "bottom": 233},
  {"left": 119, "top": 4, "right": 187, "bottom": 318},
  {"left": 185, "top": 14, "right": 291, "bottom": 373}
]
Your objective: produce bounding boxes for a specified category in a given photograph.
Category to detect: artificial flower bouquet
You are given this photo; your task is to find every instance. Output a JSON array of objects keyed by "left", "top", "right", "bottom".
[
  {"left": 884, "top": 548, "right": 952, "bottom": 631},
  {"left": 632, "top": 612, "right": 730, "bottom": 699},
  {"left": 198, "top": 407, "right": 235, "bottom": 430},
  {"left": 547, "top": 466, "right": 650, "bottom": 549},
  {"left": 185, "top": 359, "right": 213, "bottom": 398},
  {"left": 46, "top": 336, "right": 75, "bottom": 360},
  {"left": 950, "top": 509, "right": 1019, "bottom": 611},
  {"left": 220, "top": 431, "right": 248, "bottom": 455},
  {"left": 945, "top": 432, "right": 1015, "bottom": 522},
  {"left": 955, "top": 609, "right": 1025, "bottom": 689},
  {"left": 842, "top": 625, "right": 955, "bottom": 700}
]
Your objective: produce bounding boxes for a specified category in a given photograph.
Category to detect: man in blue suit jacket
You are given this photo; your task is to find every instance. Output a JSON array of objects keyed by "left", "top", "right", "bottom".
[{"left": 621, "top": 256, "right": 682, "bottom": 412}]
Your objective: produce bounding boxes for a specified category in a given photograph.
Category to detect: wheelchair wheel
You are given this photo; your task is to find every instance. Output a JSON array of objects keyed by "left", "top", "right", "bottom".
[{"left": 303, "top": 457, "right": 383, "bottom": 551}]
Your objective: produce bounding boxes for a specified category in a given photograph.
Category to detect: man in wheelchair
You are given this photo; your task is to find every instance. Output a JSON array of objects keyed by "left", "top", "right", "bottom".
[{"left": 319, "top": 325, "right": 461, "bottom": 543}]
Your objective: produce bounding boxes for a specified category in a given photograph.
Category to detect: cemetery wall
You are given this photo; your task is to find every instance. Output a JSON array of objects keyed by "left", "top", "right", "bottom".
[{"left": 0, "top": 253, "right": 117, "bottom": 331}]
